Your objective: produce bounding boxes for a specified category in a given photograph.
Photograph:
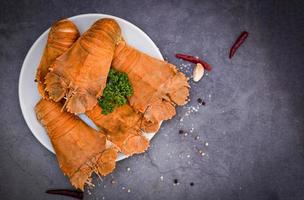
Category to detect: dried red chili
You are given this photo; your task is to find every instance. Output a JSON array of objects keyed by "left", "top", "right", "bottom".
[
  {"left": 46, "top": 189, "right": 83, "bottom": 199},
  {"left": 229, "top": 31, "right": 249, "bottom": 59},
  {"left": 175, "top": 54, "right": 212, "bottom": 71}
]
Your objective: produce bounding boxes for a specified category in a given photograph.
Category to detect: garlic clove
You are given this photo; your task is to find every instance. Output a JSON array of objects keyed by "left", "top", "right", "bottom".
[{"left": 193, "top": 63, "right": 204, "bottom": 82}]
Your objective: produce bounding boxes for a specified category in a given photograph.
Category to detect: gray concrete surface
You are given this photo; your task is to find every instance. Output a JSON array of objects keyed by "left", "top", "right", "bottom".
[{"left": 1, "top": 0, "right": 304, "bottom": 199}]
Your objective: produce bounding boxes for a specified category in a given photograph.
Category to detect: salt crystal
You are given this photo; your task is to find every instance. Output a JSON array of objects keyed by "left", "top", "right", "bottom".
[
  {"left": 127, "top": 189, "right": 131, "bottom": 193},
  {"left": 160, "top": 176, "right": 164, "bottom": 181},
  {"left": 122, "top": 186, "right": 125, "bottom": 190},
  {"left": 205, "top": 142, "right": 209, "bottom": 146},
  {"left": 127, "top": 167, "right": 131, "bottom": 172},
  {"left": 187, "top": 155, "right": 190, "bottom": 158}
]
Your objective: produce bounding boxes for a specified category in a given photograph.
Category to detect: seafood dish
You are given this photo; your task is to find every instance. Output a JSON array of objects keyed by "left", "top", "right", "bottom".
[{"left": 34, "top": 18, "right": 189, "bottom": 190}]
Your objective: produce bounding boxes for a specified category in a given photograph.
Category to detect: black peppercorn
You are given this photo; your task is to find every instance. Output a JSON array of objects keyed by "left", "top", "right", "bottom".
[
  {"left": 179, "top": 130, "right": 184, "bottom": 134},
  {"left": 197, "top": 98, "right": 206, "bottom": 106},
  {"left": 190, "top": 182, "right": 194, "bottom": 186},
  {"left": 174, "top": 179, "right": 178, "bottom": 184}
]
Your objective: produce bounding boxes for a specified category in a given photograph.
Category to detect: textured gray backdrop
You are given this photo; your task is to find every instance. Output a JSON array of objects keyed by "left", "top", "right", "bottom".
[{"left": 1, "top": 0, "right": 304, "bottom": 200}]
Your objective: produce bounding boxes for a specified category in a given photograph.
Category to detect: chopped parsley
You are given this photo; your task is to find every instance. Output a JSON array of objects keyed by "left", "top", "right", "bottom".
[{"left": 98, "top": 68, "right": 133, "bottom": 115}]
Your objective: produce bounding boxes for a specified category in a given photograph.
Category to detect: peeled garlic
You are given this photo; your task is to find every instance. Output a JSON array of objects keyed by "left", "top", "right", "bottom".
[{"left": 193, "top": 63, "right": 204, "bottom": 82}]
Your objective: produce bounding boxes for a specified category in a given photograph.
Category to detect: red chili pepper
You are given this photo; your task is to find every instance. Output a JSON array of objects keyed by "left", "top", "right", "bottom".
[
  {"left": 175, "top": 53, "right": 212, "bottom": 71},
  {"left": 229, "top": 31, "right": 249, "bottom": 59},
  {"left": 46, "top": 189, "right": 83, "bottom": 199}
]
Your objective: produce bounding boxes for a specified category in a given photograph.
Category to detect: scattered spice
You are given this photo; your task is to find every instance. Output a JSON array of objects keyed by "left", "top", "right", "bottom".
[
  {"left": 197, "top": 98, "right": 206, "bottom": 106},
  {"left": 190, "top": 182, "right": 194, "bottom": 186},
  {"left": 229, "top": 31, "right": 249, "bottom": 59},
  {"left": 175, "top": 53, "right": 212, "bottom": 71},
  {"left": 111, "top": 179, "right": 116, "bottom": 184},
  {"left": 195, "top": 136, "right": 200, "bottom": 140},
  {"left": 179, "top": 105, "right": 201, "bottom": 127},
  {"left": 46, "top": 189, "right": 83, "bottom": 200}
]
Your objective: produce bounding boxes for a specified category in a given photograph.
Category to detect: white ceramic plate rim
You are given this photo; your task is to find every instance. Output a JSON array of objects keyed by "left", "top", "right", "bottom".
[{"left": 19, "top": 13, "right": 163, "bottom": 161}]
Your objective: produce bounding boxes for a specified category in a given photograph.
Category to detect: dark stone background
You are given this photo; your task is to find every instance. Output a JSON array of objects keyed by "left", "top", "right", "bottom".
[{"left": 1, "top": 0, "right": 304, "bottom": 199}]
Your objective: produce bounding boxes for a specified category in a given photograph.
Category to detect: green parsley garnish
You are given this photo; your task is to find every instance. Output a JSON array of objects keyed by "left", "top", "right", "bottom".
[{"left": 98, "top": 68, "right": 133, "bottom": 115}]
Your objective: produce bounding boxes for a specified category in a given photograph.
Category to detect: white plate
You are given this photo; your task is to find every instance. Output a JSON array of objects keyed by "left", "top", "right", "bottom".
[{"left": 19, "top": 14, "right": 163, "bottom": 161}]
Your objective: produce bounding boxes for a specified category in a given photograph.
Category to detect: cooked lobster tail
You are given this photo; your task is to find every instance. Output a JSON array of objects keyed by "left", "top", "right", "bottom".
[
  {"left": 35, "top": 19, "right": 79, "bottom": 99},
  {"left": 35, "top": 99, "right": 117, "bottom": 190},
  {"left": 45, "top": 18, "right": 122, "bottom": 114}
]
